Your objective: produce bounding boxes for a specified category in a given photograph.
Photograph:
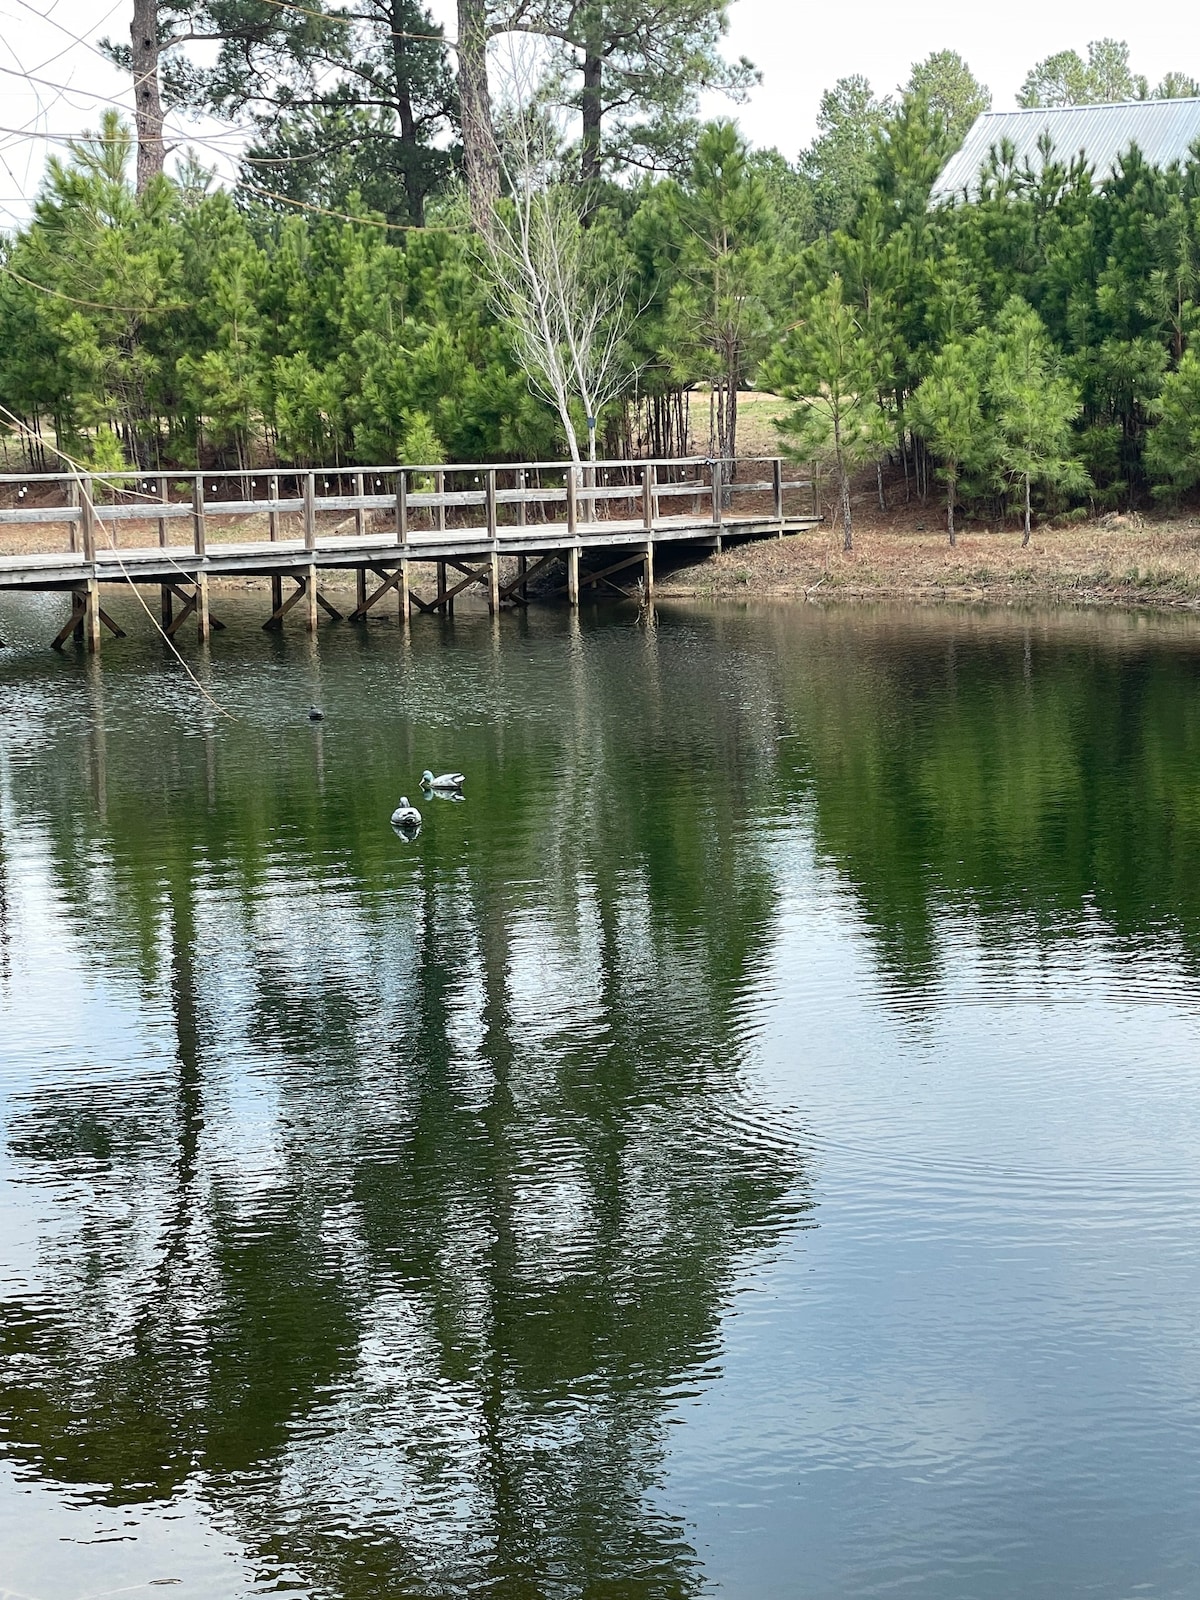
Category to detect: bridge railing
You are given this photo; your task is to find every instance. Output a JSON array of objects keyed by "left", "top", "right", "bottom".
[{"left": 0, "top": 457, "right": 818, "bottom": 561}]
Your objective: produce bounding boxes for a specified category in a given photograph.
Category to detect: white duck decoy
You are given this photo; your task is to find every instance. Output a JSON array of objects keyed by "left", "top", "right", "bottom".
[
  {"left": 390, "top": 796, "right": 422, "bottom": 837},
  {"left": 421, "top": 769, "right": 465, "bottom": 792}
]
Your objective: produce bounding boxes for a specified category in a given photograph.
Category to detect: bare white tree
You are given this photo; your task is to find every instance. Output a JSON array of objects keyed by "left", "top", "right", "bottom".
[{"left": 485, "top": 46, "right": 634, "bottom": 465}]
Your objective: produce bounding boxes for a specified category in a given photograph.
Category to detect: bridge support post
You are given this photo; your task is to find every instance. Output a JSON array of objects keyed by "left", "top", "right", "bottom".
[
  {"left": 487, "top": 549, "right": 500, "bottom": 614},
  {"left": 83, "top": 577, "right": 101, "bottom": 654},
  {"left": 399, "top": 562, "right": 410, "bottom": 627},
  {"left": 566, "top": 546, "right": 579, "bottom": 607},
  {"left": 305, "top": 563, "right": 319, "bottom": 632},
  {"left": 437, "top": 560, "right": 452, "bottom": 616},
  {"left": 196, "top": 572, "right": 211, "bottom": 644},
  {"left": 643, "top": 540, "right": 654, "bottom": 600},
  {"left": 356, "top": 568, "right": 367, "bottom": 613},
  {"left": 160, "top": 584, "right": 173, "bottom": 630},
  {"left": 518, "top": 553, "right": 528, "bottom": 603},
  {"left": 270, "top": 575, "right": 283, "bottom": 617}
]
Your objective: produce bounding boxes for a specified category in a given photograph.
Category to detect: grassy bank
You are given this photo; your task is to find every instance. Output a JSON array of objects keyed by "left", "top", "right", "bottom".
[{"left": 658, "top": 509, "right": 1200, "bottom": 612}]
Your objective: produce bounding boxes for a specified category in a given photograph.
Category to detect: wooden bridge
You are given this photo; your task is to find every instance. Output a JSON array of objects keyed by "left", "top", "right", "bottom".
[{"left": 0, "top": 456, "right": 820, "bottom": 650}]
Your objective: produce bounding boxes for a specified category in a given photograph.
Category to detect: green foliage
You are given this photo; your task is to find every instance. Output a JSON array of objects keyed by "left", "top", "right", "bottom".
[
  {"left": 766, "top": 275, "right": 893, "bottom": 550},
  {"left": 1145, "top": 349, "right": 1200, "bottom": 497},
  {"left": 797, "top": 75, "right": 895, "bottom": 236},
  {"left": 909, "top": 339, "right": 989, "bottom": 541},
  {"left": 903, "top": 51, "right": 991, "bottom": 146},
  {"left": 987, "top": 297, "right": 1090, "bottom": 541},
  {"left": 664, "top": 122, "right": 775, "bottom": 461},
  {"left": 1018, "top": 38, "right": 1147, "bottom": 107}
]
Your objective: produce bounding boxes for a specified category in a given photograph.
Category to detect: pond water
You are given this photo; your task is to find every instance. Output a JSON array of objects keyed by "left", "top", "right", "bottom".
[{"left": 2, "top": 591, "right": 1200, "bottom": 1599}]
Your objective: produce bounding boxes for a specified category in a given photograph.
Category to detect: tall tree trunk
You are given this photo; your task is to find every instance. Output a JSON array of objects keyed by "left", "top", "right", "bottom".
[
  {"left": 131, "top": 0, "right": 165, "bottom": 193},
  {"left": 390, "top": 0, "right": 425, "bottom": 226},
  {"left": 580, "top": 29, "right": 603, "bottom": 209},
  {"left": 947, "top": 464, "right": 956, "bottom": 547},
  {"left": 835, "top": 427, "right": 852, "bottom": 552},
  {"left": 1022, "top": 471, "right": 1032, "bottom": 546},
  {"left": 456, "top": 0, "right": 498, "bottom": 233}
]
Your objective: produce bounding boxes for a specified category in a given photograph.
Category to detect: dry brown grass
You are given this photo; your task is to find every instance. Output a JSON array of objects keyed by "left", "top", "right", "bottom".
[{"left": 659, "top": 509, "right": 1200, "bottom": 610}]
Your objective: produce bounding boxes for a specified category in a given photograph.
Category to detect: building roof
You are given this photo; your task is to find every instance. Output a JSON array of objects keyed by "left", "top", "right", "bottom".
[{"left": 931, "top": 99, "right": 1200, "bottom": 202}]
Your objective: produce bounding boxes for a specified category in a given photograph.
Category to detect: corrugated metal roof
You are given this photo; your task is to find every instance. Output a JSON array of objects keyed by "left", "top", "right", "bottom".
[{"left": 931, "top": 99, "right": 1200, "bottom": 201}]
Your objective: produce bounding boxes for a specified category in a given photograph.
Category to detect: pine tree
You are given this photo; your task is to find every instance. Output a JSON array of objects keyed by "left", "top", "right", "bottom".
[
  {"left": 988, "top": 297, "right": 1089, "bottom": 543},
  {"left": 766, "top": 275, "right": 893, "bottom": 551}
]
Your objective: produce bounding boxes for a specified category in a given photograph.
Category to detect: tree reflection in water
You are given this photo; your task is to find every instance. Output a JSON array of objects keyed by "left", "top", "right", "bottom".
[{"left": 0, "top": 605, "right": 812, "bottom": 1597}]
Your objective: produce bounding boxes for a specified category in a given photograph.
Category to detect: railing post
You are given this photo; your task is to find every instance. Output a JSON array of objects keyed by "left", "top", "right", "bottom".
[
  {"left": 158, "top": 474, "right": 169, "bottom": 548},
  {"left": 486, "top": 468, "right": 498, "bottom": 541},
  {"left": 711, "top": 459, "right": 723, "bottom": 528},
  {"left": 642, "top": 462, "right": 655, "bottom": 532},
  {"left": 80, "top": 476, "right": 96, "bottom": 562},
  {"left": 395, "top": 470, "right": 408, "bottom": 544},
  {"left": 268, "top": 473, "right": 279, "bottom": 542},
  {"left": 436, "top": 468, "right": 446, "bottom": 534},
  {"left": 303, "top": 471, "right": 316, "bottom": 551},
  {"left": 773, "top": 457, "right": 783, "bottom": 523},
  {"left": 566, "top": 467, "right": 577, "bottom": 537},
  {"left": 192, "top": 475, "right": 206, "bottom": 557},
  {"left": 354, "top": 472, "right": 365, "bottom": 540},
  {"left": 517, "top": 466, "right": 527, "bottom": 527},
  {"left": 66, "top": 477, "right": 79, "bottom": 553}
]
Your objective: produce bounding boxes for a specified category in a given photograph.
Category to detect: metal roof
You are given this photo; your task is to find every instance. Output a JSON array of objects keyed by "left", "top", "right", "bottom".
[{"left": 931, "top": 99, "right": 1200, "bottom": 201}]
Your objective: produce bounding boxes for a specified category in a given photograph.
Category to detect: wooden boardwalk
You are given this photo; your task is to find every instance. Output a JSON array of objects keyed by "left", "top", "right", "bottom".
[{"left": 0, "top": 457, "right": 820, "bottom": 649}]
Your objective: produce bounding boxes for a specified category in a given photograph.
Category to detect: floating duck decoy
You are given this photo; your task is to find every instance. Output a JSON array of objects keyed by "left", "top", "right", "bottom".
[
  {"left": 308, "top": 705, "right": 324, "bottom": 722},
  {"left": 390, "top": 796, "right": 422, "bottom": 838},
  {"left": 421, "top": 769, "right": 465, "bottom": 792}
]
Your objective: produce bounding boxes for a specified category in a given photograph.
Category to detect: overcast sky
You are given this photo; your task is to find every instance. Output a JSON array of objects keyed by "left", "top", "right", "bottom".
[{"left": 0, "top": 0, "right": 1189, "bottom": 224}]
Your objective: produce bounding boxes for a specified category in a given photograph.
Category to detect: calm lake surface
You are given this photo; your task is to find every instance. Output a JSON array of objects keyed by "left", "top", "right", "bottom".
[{"left": 2, "top": 591, "right": 1200, "bottom": 1599}]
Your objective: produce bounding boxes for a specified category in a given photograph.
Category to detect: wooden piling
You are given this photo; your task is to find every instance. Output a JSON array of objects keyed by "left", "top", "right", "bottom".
[
  {"left": 305, "top": 563, "right": 318, "bottom": 632},
  {"left": 566, "top": 546, "right": 580, "bottom": 607},
  {"left": 161, "top": 584, "right": 173, "bottom": 630},
  {"left": 196, "top": 571, "right": 211, "bottom": 644},
  {"left": 356, "top": 568, "right": 367, "bottom": 613},
  {"left": 487, "top": 549, "right": 500, "bottom": 614},
  {"left": 399, "top": 561, "right": 410, "bottom": 626},
  {"left": 644, "top": 540, "right": 655, "bottom": 600},
  {"left": 84, "top": 577, "right": 101, "bottom": 653}
]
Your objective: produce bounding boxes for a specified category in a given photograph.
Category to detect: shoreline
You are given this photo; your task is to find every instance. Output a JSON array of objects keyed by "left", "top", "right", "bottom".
[{"left": 653, "top": 520, "right": 1200, "bottom": 614}]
